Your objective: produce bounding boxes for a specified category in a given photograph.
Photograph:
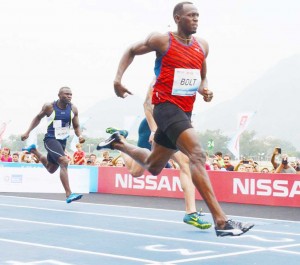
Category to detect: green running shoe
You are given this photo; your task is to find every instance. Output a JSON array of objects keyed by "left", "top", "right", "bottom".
[
  {"left": 183, "top": 212, "right": 212, "bottom": 230},
  {"left": 106, "top": 127, "right": 128, "bottom": 138}
]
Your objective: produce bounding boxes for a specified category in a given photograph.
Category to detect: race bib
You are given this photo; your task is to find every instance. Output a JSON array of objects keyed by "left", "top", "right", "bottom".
[
  {"left": 172, "top": 68, "right": 201, "bottom": 96},
  {"left": 55, "top": 127, "right": 70, "bottom": 140},
  {"left": 53, "top": 120, "right": 62, "bottom": 128},
  {"left": 53, "top": 120, "right": 70, "bottom": 140}
]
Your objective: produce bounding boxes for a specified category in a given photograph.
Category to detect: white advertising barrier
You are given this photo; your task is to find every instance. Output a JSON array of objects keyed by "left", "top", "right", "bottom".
[{"left": 0, "top": 163, "right": 90, "bottom": 193}]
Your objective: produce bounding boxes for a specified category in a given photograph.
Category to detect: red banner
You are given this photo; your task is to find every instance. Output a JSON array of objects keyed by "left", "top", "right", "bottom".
[
  {"left": 97, "top": 167, "right": 300, "bottom": 207},
  {"left": 98, "top": 167, "right": 184, "bottom": 198}
]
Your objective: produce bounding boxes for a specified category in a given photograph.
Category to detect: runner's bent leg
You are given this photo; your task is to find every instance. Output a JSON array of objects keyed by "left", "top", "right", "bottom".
[
  {"left": 113, "top": 140, "right": 175, "bottom": 176},
  {"left": 30, "top": 149, "right": 59, "bottom": 174},
  {"left": 120, "top": 152, "right": 145, "bottom": 177},
  {"left": 172, "top": 152, "right": 197, "bottom": 214},
  {"left": 57, "top": 156, "right": 72, "bottom": 197},
  {"left": 176, "top": 128, "right": 227, "bottom": 228}
]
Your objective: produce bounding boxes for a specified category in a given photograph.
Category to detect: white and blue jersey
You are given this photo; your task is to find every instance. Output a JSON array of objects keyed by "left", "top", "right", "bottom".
[
  {"left": 45, "top": 101, "right": 73, "bottom": 141},
  {"left": 43, "top": 101, "right": 74, "bottom": 165}
]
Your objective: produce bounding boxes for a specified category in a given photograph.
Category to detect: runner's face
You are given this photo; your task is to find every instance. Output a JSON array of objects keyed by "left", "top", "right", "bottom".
[
  {"left": 178, "top": 4, "right": 199, "bottom": 34},
  {"left": 59, "top": 89, "right": 72, "bottom": 104}
]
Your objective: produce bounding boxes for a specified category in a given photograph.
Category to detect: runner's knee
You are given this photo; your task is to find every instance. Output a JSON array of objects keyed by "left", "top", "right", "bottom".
[
  {"left": 189, "top": 147, "right": 206, "bottom": 165},
  {"left": 131, "top": 168, "right": 145, "bottom": 178},
  {"left": 47, "top": 165, "right": 58, "bottom": 174},
  {"left": 147, "top": 166, "right": 163, "bottom": 176},
  {"left": 58, "top": 157, "right": 69, "bottom": 168}
]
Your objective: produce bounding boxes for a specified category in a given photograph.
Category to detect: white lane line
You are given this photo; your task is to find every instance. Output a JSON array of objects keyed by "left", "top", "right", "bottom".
[
  {"left": 1, "top": 203, "right": 300, "bottom": 238},
  {"left": 6, "top": 260, "right": 73, "bottom": 265},
  {"left": 0, "top": 217, "right": 262, "bottom": 249},
  {"left": 250, "top": 229, "right": 300, "bottom": 237},
  {"left": 0, "top": 203, "right": 187, "bottom": 224},
  {"left": 269, "top": 243, "right": 300, "bottom": 255},
  {"left": 0, "top": 238, "right": 156, "bottom": 264},
  {"left": 0, "top": 195, "right": 189, "bottom": 214},
  {"left": 166, "top": 244, "right": 300, "bottom": 263},
  {"left": 167, "top": 249, "right": 265, "bottom": 263},
  {"left": 1, "top": 195, "right": 299, "bottom": 224},
  {"left": 271, "top": 249, "right": 300, "bottom": 255},
  {"left": 144, "top": 244, "right": 215, "bottom": 255},
  {"left": 230, "top": 235, "right": 295, "bottom": 242}
]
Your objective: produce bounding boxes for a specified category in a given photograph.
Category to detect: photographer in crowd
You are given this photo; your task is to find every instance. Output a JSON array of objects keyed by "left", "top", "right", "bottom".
[
  {"left": 271, "top": 147, "right": 296, "bottom": 173},
  {"left": 271, "top": 147, "right": 281, "bottom": 170},
  {"left": 234, "top": 158, "right": 259, "bottom": 172},
  {"left": 274, "top": 154, "right": 296, "bottom": 174}
]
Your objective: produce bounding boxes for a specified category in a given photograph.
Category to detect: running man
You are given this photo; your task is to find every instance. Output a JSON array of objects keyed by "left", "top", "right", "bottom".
[
  {"left": 105, "top": 79, "right": 212, "bottom": 230},
  {"left": 21, "top": 87, "right": 85, "bottom": 203},
  {"left": 98, "top": 2, "right": 254, "bottom": 236}
]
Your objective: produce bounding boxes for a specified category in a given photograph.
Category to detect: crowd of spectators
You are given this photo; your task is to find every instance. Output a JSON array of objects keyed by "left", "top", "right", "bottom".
[
  {"left": 205, "top": 148, "right": 300, "bottom": 174},
  {"left": 0, "top": 145, "right": 126, "bottom": 168},
  {"left": 1, "top": 145, "right": 299, "bottom": 174}
]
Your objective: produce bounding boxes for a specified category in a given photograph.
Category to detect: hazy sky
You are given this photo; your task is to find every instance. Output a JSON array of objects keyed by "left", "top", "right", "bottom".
[{"left": 1, "top": 0, "right": 299, "bottom": 137}]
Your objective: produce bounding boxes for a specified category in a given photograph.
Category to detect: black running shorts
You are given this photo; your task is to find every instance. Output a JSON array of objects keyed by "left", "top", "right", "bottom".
[
  {"left": 44, "top": 137, "right": 67, "bottom": 165},
  {"left": 153, "top": 102, "right": 192, "bottom": 150}
]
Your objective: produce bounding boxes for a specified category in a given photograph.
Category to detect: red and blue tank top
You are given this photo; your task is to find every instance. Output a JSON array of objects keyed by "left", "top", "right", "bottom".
[{"left": 153, "top": 32, "right": 205, "bottom": 112}]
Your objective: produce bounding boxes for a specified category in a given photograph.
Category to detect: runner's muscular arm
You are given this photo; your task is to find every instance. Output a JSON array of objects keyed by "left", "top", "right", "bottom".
[
  {"left": 71, "top": 105, "right": 85, "bottom": 143},
  {"left": 21, "top": 103, "right": 52, "bottom": 141},
  {"left": 199, "top": 60, "right": 208, "bottom": 93},
  {"left": 114, "top": 32, "right": 168, "bottom": 98},
  {"left": 195, "top": 37, "right": 213, "bottom": 102}
]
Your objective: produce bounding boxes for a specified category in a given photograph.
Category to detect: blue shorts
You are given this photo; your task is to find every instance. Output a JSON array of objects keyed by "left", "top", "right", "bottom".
[{"left": 44, "top": 137, "right": 66, "bottom": 165}]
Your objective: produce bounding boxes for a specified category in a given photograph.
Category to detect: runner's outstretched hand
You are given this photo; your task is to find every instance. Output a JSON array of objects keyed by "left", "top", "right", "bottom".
[{"left": 114, "top": 81, "right": 133, "bottom": 98}]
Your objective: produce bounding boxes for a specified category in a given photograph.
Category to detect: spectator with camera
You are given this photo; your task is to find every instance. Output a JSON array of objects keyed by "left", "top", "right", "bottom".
[
  {"left": 275, "top": 154, "right": 296, "bottom": 173},
  {"left": 271, "top": 147, "right": 281, "bottom": 170},
  {"left": 234, "top": 158, "right": 258, "bottom": 172},
  {"left": 271, "top": 147, "right": 296, "bottom": 173}
]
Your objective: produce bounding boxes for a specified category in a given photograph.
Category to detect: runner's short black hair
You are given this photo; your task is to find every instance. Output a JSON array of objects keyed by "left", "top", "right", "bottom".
[{"left": 173, "top": 1, "right": 193, "bottom": 18}]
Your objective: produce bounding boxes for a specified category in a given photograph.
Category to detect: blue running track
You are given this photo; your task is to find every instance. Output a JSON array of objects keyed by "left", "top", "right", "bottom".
[{"left": 0, "top": 195, "right": 299, "bottom": 265}]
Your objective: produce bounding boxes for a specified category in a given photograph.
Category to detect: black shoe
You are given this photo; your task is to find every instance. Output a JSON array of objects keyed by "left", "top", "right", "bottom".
[
  {"left": 215, "top": 219, "right": 254, "bottom": 237},
  {"left": 96, "top": 132, "right": 121, "bottom": 150}
]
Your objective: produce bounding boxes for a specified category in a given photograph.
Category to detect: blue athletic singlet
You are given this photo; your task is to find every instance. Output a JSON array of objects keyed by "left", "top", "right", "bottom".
[{"left": 45, "top": 101, "right": 73, "bottom": 140}]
